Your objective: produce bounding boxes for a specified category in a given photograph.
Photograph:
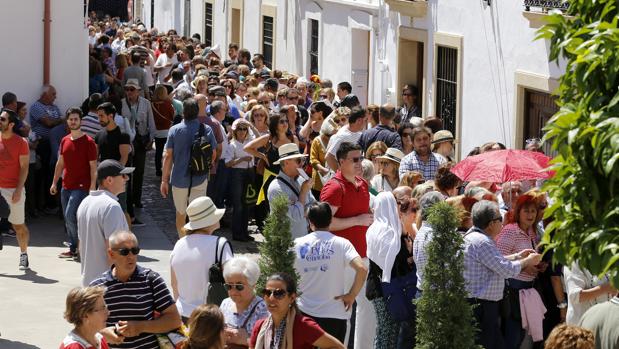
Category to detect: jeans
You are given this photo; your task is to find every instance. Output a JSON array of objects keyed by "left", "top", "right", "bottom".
[
  {"left": 229, "top": 168, "right": 250, "bottom": 239},
  {"left": 61, "top": 189, "right": 88, "bottom": 253},
  {"left": 207, "top": 160, "right": 230, "bottom": 208},
  {"left": 154, "top": 137, "right": 167, "bottom": 176}
]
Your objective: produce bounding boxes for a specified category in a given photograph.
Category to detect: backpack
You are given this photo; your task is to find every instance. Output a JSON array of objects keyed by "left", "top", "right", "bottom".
[{"left": 189, "top": 123, "right": 213, "bottom": 176}]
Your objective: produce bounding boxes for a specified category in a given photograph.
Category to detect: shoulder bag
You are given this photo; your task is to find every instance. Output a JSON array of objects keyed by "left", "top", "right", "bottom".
[{"left": 206, "top": 236, "right": 233, "bottom": 306}]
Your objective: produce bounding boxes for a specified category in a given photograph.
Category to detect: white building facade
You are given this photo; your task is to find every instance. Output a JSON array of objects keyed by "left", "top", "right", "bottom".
[
  {"left": 143, "top": 0, "right": 565, "bottom": 158},
  {"left": 0, "top": 0, "right": 88, "bottom": 113}
]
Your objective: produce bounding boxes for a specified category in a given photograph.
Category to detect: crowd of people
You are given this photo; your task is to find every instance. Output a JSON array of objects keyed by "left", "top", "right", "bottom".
[{"left": 0, "top": 16, "right": 617, "bottom": 349}]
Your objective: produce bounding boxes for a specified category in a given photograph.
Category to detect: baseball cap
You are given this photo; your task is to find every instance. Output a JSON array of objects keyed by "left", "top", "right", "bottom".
[{"left": 97, "top": 159, "right": 135, "bottom": 181}]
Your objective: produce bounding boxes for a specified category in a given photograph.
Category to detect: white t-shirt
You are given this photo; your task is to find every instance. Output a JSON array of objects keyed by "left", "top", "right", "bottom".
[
  {"left": 294, "top": 231, "right": 360, "bottom": 320},
  {"left": 223, "top": 138, "right": 254, "bottom": 169},
  {"left": 169, "top": 234, "right": 233, "bottom": 317},
  {"left": 326, "top": 126, "right": 362, "bottom": 159},
  {"left": 155, "top": 54, "right": 179, "bottom": 84},
  {"left": 77, "top": 190, "right": 128, "bottom": 286},
  {"left": 370, "top": 174, "right": 395, "bottom": 193}
]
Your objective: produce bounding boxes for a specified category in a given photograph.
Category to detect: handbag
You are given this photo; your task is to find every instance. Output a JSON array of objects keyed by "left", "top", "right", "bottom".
[
  {"left": 380, "top": 270, "right": 417, "bottom": 322},
  {"left": 206, "top": 236, "right": 233, "bottom": 306}
]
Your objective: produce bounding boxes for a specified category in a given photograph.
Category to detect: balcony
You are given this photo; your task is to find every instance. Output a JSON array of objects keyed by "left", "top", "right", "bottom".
[
  {"left": 522, "top": 0, "right": 571, "bottom": 28},
  {"left": 385, "top": 0, "right": 428, "bottom": 18}
]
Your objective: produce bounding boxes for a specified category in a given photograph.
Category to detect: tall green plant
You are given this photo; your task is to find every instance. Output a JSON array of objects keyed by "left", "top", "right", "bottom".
[
  {"left": 256, "top": 194, "right": 299, "bottom": 290},
  {"left": 415, "top": 202, "right": 477, "bottom": 349},
  {"left": 537, "top": 0, "right": 619, "bottom": 286}
]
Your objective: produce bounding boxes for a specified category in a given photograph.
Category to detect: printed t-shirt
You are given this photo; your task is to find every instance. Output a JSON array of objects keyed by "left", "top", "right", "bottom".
[
  {"left": 294, "top": 231, "right": 360, "bottom": 319},
  {"left": 60, "top": 134, "right": 98, "bottom": 190},
  {"left": 320, "top": 171, "right": 370, "bottom": 257},
  {"left": 250, "top": 314, "right": 324, "bottom": 349},
  {"left": 0, "top": 134, "right": 29, "bottom": 188}
]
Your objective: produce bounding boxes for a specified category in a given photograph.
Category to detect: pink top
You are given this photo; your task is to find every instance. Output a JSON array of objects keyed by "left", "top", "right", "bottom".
[{"left": 497, "top": 223, "right": 538, "bottom": 281}]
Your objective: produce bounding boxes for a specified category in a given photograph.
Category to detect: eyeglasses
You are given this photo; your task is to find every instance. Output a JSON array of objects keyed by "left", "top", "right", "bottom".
[
  {"left": 261, "top": 288, "right": 288, "bottom": 299},
  {"left": 224, "top": 283, "right": 245, "bottom": 291},
  {"left": 258, "top": 100, "right": 270, "bottom": 105},
  {"left": 237, "top": 127, "right": 248, "bottom": 131},
  {"left": 347, "top": 156, "right": 364, "bottom": 163},
  {"left": 93, "top": 304, "right": 108, "bottom": 313},
  {"left": 380, "top": 161, "right": 393, "bottom": 166},
  {"left": 124, "top": 87, "right": 137, "bottom": 92},
  {"left": 295, "top": 158, "right": 306, "bottom": 165},
  {"left": 278, "top": 119, "right": 289, "bottom": 124},
  {"left": 113, "top": 247, "right": 141, "bottom": 256}
]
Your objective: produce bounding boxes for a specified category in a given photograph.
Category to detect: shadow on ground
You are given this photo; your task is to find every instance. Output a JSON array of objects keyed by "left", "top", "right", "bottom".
[
  {"left": 0, "top": 339, "right": 41, "bottom": 349},
  {"left": 0, "top": 269, "right": 58, "bottom": 284}
]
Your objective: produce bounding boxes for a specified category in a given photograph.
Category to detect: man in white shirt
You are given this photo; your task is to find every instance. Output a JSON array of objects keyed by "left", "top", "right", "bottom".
[
  {"left": 294, "top": 202, "right": 368, "bottom": 344},
  {"left": 325, "top": 106, "right": 368, "bottom": 171},
  {"left": 154, "top": 43, "right": 179, "bottom": 84}
]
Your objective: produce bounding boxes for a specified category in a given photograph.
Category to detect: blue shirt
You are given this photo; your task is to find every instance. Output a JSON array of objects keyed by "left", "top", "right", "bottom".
[
  {"left": 358, "top": 124, "right": 402, "bottom": 152},
  {"left": 29, "top": 101, "right": 62, "bottom": 140},
  {"left": 165, "top": 119, "right": 217, "bottom": 188},
  {"left": 399, "top": 151, "right": 446, "bottom": 181},
  {"left": 463, "top": 228, "right": 522, "bottom": 301},
  {"left": 220, "top": 296, "right": 269, "bottom": 335}
]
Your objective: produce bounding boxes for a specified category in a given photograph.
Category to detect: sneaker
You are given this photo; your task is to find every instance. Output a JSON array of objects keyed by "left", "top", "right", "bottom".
[
  {"left": 19, "top": 253, "right": 29, "bottom": 270},
  {"left": 2, "top": 229, "right": 16, "bottom": 238},
  {"left": 58, "top": 251, "right": 75, "bottom": 259},
  {"left": 131, "top": 218, "right": 146, "bottom": 227}
]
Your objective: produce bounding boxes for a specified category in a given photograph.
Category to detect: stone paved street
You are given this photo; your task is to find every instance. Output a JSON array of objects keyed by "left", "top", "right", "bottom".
[{"left": 0, "top": 151, "right": 260, "bottom": 349}]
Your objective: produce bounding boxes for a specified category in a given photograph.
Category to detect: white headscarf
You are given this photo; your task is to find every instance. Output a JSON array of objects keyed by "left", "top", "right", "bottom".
[{"left": 366, "top": 192, "right": 402, "bottom": 283}]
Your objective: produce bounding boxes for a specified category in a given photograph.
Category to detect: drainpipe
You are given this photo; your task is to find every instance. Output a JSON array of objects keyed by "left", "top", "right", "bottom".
[{"left": 43, "top": 0, "right": 51, "bottom": 85}]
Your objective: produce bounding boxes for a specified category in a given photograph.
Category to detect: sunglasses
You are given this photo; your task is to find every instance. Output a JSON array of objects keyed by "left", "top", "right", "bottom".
[
  {"left": 125, "top": 87, "right": 137, "bottom": 92},
  {"left": 253, "top": 113, "right": 266, "bottom": 118},
  {"left": 295, "top": 158, "right": 306, "bottom": 165},
  {"left": 369, "top": 153, "right": 384, "bottom": 160},
  {"left": 261, "top": 288, "right": 288, "bottom": 299},
  {"left": 113, "top": 247, "right": 140, "bottom": 256},
  {"left": 224, "top": 283, "right": 245, "bottom": 291},
  {"left": 258, "top": 101, "right": 270, "bottom": 105},
  {"left": 348, "top": 156, "right": 364, "bottom": 163},
  {"left": 334, "top": 118, "right": 348, "bottom": 124},
  {"left": 237, "top": 127, "right": 248, "bottom": 131},
  {"left": 278, "top": 119, "right": 289, "bottom": 124}
]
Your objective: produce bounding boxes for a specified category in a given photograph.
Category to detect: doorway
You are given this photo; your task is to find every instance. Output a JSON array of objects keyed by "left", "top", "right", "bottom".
[
  {"left": 397, "top": 35, "right": 424, "bottom": 112},
  {"left": 524, "top": 89, "right": 558, "bottom": 154}
]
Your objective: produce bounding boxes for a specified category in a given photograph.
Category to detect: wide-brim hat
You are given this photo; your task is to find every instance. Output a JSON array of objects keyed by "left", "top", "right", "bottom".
[
  {"left": 432, "top": 130, "right": 456, "bottom": 144},
  {"left": 184, "top": 196, "right": 225, "bottom": 231},
  {"left": 377, "top": 148, "right": 405, "bottom": 164},
  {"left": 273, "top": 143, "right": 307, "bottom": 165}
]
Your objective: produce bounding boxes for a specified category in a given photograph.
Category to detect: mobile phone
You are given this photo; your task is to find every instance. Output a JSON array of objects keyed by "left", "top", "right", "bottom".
[{"left": 297, "top": 167, "right": 310, "bottom": 181}]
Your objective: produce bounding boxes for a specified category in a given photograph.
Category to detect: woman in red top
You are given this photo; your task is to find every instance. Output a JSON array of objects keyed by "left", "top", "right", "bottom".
[
  {"left": 59, "top": 286, "right": 112, "bottom": 349},
  {"left": 151, "top": 85, "right": 175, "bottom": 177},
  {"left": 250, "top": 273, "right": 344, "bottom": 349}
]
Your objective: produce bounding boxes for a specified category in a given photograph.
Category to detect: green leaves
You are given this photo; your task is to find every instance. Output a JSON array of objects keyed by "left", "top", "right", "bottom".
[
  {"left": 538, "top": 0, "right": 619, "bottom": 287},
  {"left": 415, "top": 202, "right": 478, "bottom": 349}
]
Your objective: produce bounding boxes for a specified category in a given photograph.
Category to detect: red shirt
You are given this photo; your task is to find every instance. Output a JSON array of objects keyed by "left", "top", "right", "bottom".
[
  {"left": 320, "top": 171, "right": 370, "bottom": 257},
  {"left": 60, "top": 134, "right": 98, "bottom": 190},
  {"left": 0, "top": 134, "right": 29, "bottom": 188},
  {"left": 250, "top": 314, "right": 325, "bottom": 349}
]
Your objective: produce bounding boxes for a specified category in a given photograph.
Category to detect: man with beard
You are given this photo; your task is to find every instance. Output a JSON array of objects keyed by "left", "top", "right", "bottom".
[
  {"left": 399, "top": 126, "right": 445, "bottom": 181},
  {"left": 0, "top": 110, "right": 31, "bottom": 270},
  {"left": 50, "top": 108, "right": 98, "bottom": 260}
]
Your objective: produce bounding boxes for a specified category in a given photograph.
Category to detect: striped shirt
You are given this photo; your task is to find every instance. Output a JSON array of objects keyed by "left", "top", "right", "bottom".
[
  {"left": 81, "top": 112, "right": 102, "bottom": 139},
  {"left": 90, "top": 265, "right": 175, "bottom": 349},
  {"left": 29, "top": 100, "right": 62, "bottom": 140},
  {"left": 326, "top": 126, "right": 362, "bottom": 158},
  {"left": 497, "top": 223, "right": 539, "bottom": 282}
]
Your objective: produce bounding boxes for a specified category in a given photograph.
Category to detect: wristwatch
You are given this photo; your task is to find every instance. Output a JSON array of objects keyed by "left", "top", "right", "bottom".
[{"left": 557, "top": 302, "right": 567, "bottom": 309}]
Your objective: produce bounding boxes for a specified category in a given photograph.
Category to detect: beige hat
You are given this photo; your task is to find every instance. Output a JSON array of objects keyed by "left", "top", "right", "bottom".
[
  {"left": 432, "top": 130, "right": 455, "bottom": 144},
  {"left": 125, "top": 78, "right": 141, "bottom": 90},
  {"left": 184, "top": 196, "right": 225, "bottom": 231},
  {"left": 273, "top": 143, "right": 307, "bottom": 165},
  {"left": 320, "top": 118, "right": 339, "bottom": 137},
  {"left": 377, "top": 148, "right": 406, "bottom": 164}
]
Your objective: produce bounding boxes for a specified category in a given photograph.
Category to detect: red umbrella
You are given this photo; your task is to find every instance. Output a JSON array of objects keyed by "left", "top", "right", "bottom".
[{"left": 450, "top": 149, "right": 553, "bottom": 182}]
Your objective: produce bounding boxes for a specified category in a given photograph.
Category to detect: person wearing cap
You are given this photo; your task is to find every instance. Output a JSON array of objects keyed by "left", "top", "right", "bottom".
[
  {"left": 432, "top": 130, "right": 456, "bottom": 162},
  {"left": 91, "top": 230, "right": 182, "bottom": 348},
  {"left": 161, "top": 98, "right": 217, "bottom": 237},
  {"left": 358, "top": 104, "right": 403, "bottom": 153},
  {"left": 50, "top": 107, "right": 98, "bottom": 260},
  {"left": 77, "top": 159, "right": 133, "bottom": 286},
  {"left": 154, "top": 43, "right": 178, "bottom": 84},
  {"left": 266, "top": 143, "right": 316, "bottom": 239},
  {"left": 370, "top": 148, "right": 405, "bottom": 193},
  {"left": 121, "top": 78, "right": 156, "bottom": 210},
  {"left": 170, "top": 196, "right": 233, "bottom": 320},
  {"left": 123, "top": 53, "right": 149, "bottom": 98}
]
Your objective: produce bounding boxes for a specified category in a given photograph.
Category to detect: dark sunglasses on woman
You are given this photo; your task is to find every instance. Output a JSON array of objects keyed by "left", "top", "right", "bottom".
[
  {"left": 261, "top": 288, "right": 288, "bottom": 299},
  {"left": 224, "top": 283, "right": 245, "bottom": 291}
]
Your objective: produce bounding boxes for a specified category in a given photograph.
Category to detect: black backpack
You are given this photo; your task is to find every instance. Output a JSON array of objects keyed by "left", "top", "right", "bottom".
[{"left": 189, "top": 123, "right": 213, "bottom": 176}]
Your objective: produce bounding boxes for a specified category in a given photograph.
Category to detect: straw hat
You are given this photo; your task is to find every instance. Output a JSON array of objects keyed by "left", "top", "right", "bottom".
[
  {"left": 432, "top": 130, "right": 456, "bottom": 144},
  {"left": 273, "top": 143, "right": 307, "bottom": 165},
  {"left": 377, "top": 148, "right": 405, "bottom": 164},
  {"left": 184, "top": 196, "right": 225, "bottom": 231}
]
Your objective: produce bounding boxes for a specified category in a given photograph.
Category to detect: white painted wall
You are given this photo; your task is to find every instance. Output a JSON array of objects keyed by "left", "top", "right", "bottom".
[
  {"left": 242, "top": 0, "right": 261, "bottom": 55},
  {"left": 0, "top": 0, "right": 88, "bottom": 114}
]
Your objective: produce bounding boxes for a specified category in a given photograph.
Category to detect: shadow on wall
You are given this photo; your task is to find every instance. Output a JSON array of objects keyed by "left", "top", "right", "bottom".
[{"left": 0, "top": 339, "right": 41, "bottom": 349}]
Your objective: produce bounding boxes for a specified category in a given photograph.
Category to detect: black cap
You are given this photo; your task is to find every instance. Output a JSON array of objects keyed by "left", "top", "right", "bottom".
[
  {"left": 97, "top": 159, "right": 135, "bottom": 181},
  {"left": 208, "top": 85, "right": 227, "bottom": 97}
]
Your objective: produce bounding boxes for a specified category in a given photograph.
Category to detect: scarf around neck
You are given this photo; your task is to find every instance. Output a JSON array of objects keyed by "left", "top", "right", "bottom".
[{"left": 255, "top": 307, "right": 296, "bottom": 349}]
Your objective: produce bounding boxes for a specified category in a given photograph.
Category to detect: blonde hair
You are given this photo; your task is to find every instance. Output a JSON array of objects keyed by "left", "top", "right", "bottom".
[
  {"left": 153, "top": 85, "right": 169, "bottom": 102},
  {"left": 249, "top": 105, "right": 269, "bottom": 125},
  {"left": 366, "top": 141, "right": 388, "bottom": 158},
  {"left": 64, "top": 286, "right": 106, "bottom": 327},
  {"left": 399, "top": 171, "right": 424, "bottom": 189}
]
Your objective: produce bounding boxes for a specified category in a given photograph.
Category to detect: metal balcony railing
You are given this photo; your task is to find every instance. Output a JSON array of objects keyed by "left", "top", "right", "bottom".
[{"left": 524, "top": 0, "right": 569, "bottom": 13}]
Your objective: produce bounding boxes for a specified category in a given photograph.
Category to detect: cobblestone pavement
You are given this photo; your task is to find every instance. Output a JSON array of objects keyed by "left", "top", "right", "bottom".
[{"left": 140, "top": 149, "right": 261, "bottom": 254}]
